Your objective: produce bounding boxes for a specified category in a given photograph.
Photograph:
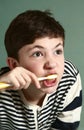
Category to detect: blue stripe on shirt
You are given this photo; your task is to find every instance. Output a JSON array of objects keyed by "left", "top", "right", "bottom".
[
  {"left": 51, "top": 118, "right": 79, "bottom": 130},
  {"left": 63, "top": 90, "right": 82, "bottom": 111}
]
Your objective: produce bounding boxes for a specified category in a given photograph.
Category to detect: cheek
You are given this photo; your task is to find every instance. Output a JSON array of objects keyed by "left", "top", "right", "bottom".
[
  {"left": 21, "top": 60, "right": 43, "bottom": 75},
  {"left": 59, "top": 61, "right": 64, "bottom": 78},
  {"left": 28, "top": 64, "right": 39, "bottom": 73},
  {"left": 58, "top": 58, "right": 64, "bottom": 75}
]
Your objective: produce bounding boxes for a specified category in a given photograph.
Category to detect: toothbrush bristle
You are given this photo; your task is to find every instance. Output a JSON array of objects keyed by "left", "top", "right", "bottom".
[{"left": 47, "top": 74, "right": 57, "bottom": 79}]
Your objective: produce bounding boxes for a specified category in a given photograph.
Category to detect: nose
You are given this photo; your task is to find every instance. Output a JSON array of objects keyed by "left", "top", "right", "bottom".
[{"left": 44, "top": 56, "right": 56, "bottom": 70}]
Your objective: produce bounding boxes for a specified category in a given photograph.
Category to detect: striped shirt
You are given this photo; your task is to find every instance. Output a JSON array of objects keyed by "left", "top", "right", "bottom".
[{"left": 0, "top": 60, "right": 82, "bottom": 130}]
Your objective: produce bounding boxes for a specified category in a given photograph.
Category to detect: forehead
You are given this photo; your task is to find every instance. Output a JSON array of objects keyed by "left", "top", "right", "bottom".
[
  {"left": 19, "top": 37, "right": 64, "bottom": 53},
  {"left": 28, "top": 37, "right": 63, "bottom": 48}
]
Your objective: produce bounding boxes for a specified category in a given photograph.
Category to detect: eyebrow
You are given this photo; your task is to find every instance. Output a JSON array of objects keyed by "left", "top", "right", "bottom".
[
  {"left": 55, "top": 43, "right": 63, "bottom": 48},
  {"left": 28, "top": 45, "right": 44, "bottom": 52},
  {"left": 28, "top": 43, "right": 63, "bottom": 51}
]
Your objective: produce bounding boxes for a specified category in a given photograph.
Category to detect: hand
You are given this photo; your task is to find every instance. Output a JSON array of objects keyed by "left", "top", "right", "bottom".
[{"left": 0, "top": 67, "right": 41, "bottom": 90}]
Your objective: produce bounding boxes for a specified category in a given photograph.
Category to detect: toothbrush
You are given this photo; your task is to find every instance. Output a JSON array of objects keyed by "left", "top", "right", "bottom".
[
  {"left": 38, "top": 74, "right": 57, "bottom": 81},
  {"left": 0, "top": 82, "right": 12, "bottom": 90},
  {"left": 0, "top": 74, "right": 57, "bottom": 90}
]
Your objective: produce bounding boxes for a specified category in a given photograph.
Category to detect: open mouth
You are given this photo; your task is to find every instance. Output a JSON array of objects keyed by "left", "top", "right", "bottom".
[{"left": 43, "top": 78, "right": 57, "bottom": 87}]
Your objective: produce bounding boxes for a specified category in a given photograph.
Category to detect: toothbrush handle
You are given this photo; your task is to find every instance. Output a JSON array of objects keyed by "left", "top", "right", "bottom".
[
  {"left": 0, "top": 82, "right": 12, "bottom": 90},
  {"left": 38, "top": 77, "right": 47, "bottom": 81}
]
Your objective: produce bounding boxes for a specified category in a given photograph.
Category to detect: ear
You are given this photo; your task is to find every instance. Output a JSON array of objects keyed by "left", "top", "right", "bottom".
[{"left": 7, "top": 57, "right": 19, "bottom": 69}]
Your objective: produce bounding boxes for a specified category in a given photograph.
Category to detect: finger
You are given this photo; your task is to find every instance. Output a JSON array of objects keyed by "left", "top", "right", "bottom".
[
  {"left": 19, "top": 68, "right": 41, "bottom": 89},
  {"left": 28, "top": 73, "right": 41, "bottom": 89}
]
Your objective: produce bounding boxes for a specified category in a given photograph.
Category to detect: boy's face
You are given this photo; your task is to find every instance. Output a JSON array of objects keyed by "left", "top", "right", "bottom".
[{"left": 15, "top": 37, "right": 64, "bottom": 94}]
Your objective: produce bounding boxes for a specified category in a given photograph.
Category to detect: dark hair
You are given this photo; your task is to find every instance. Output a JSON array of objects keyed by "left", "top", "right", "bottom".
[{"left": 5, "top": 10, "right": 65, "bottom": 59}]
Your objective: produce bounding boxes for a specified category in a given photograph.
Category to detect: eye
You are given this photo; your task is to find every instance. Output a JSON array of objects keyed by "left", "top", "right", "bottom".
[
  {"left": 33, "top": 51, "right": 43, "bottom": 57},
  {"left": 54, "top": 49, "right": 63, "bottom": 55}
]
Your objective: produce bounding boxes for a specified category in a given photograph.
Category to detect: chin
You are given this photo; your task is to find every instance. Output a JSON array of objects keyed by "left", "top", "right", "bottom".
[{"left": 42, "top": 87, "right": 57, "bottom": 94}]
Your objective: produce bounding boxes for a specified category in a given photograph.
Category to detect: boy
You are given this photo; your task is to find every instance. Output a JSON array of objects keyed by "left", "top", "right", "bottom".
[{"left": 0, "top": 10, "right": 82, "bottom": 130}]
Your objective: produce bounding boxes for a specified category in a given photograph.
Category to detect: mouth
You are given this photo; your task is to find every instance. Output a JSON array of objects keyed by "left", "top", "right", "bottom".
[{"left": 43, "top": 77, "right": 57, "bottom": 87}]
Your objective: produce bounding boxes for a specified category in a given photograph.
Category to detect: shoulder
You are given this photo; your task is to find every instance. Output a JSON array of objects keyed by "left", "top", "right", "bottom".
[
  {"left": 58, "top": 60, "right": 82, "bottom": 94},
  {"left": 64, "top": 60, "right": 79, "bottom": 77},
  {"left": 57, "top": 60, "right": 82, "bottom": 110},
  {"left": 0, "top": 67, "right": 10, "bottom": 75},
  {"left": 60, "top": 60, "right": 80, "bottom": 86}
]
